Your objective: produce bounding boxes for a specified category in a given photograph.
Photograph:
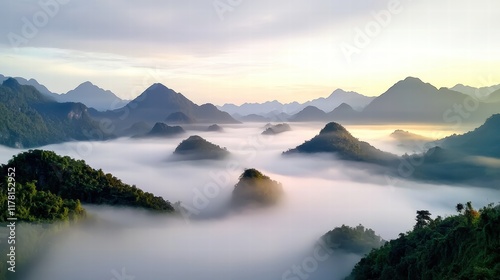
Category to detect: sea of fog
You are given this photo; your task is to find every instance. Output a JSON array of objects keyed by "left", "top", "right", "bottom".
[{"left": 1, "top": 123, "right": 498, "bottom": 280}]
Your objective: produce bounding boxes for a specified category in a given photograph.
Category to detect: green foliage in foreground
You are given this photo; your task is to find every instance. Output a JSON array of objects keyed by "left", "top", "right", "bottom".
[
  {"left": 0, "top": 150, "right": 175, "bottom": 222},
  {"left": 0, "top": 180, "right": 85, "bottom": 223},
  {"left": 347, "top": 203, "right": 500, "bottom": 280},
  {"left": 321, "top": 224, "right": 385, "bottom": 255}
]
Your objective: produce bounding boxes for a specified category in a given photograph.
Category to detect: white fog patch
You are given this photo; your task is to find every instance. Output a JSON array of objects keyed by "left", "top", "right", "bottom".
[{"left": 0, "top": 123, "right": 498, "bottom": 280}]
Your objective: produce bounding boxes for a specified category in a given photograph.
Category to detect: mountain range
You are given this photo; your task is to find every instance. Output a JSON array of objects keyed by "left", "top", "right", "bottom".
[
  {"left": 90, "top": 83, "right": 239, "bottom": 133},
  {"left": 281, "top": 77, "right": 500, "bottom": 124},
  {"left": 283, "top": 115, "right": 500, "bottom": 187},
  {"left": 219, "top": 89, "right": 374, "bottom": 116}
]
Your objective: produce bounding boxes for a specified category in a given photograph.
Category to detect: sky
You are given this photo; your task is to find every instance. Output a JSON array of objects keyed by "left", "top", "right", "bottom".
[{"left": 0, "top": 0, "right": 499, "bottom": 105}]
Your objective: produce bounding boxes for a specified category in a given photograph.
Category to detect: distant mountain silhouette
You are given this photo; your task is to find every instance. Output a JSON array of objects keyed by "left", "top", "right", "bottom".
[
  {"left": 390, "top": 130, "right": 434, "bottom": 149},
  {"left": 173, "top": 135, "right": 229, "bottom": 160},
  {"left": 93, "top": 83, "right": 238, "bottom": 129},
  {"left": 218, "top": 89, "right": 373, "bottom": 116},
  {"left": 58, "top": 81, "right": 126, "bottom": 111},
  {"left": 290, "top": 106, "right": 328, "bottom": 122},
  {"left": 303, "top": 89, "right": 374, "bottom": 111},
  {"left": 327, "top": 103, "right": 359, "bottom": 120},
  {"left": 450, "top": 83, "right": 500, "bottom": 99},
  {"left": 136, "top": 122, "right": 185, "bottom": 138},
  {"left": 361, "top": 77, "right": 500, "bottom": 123},
  {"left": 236, "top": 114, "right": 271, "bottom": 122},
  {"left": 0, "top": 78, "right": 112, "bottom": 148},
  {"left": 262, "top": 123, "right": 291, "bottom": 135},
  {"left": 207, "top": 124, "right": 224, "bottom": 132},
  {"left": 0, "top": 74, "right": 58, "bottom": 100},
  {"left": 284, "top": 122, "right": 397, "bottom": 164},
  {"left": 165, "top": 111, "right": 195, "bottom": 124}
]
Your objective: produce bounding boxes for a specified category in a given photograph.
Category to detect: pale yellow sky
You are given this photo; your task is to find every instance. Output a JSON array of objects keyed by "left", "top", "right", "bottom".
[{"left": 0, "top": 0, "right": 499, "bottom": 105}]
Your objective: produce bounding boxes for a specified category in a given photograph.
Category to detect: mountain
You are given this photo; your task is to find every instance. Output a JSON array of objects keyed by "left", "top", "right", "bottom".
[
  {"left": 284, "top": 122, "right": 397, "bottom": 164},
  {"left": 120, "top": 121, "right": 152, "bottom": 136},
  {"left": 390, "top": 130, "right": 434, "bottom": 149},
  {"left": 139, "top": 122, "right": 185, "bottom": 138},
  {"left": 219, "top": 100, "right": 302, "bottom": 116},
  {"left": 290, "top": 106, "right": 329, "bottom": 122},
  {"left": 1, "top": 150, "right": 175, "bottom": 214},
  {"left": 92, "top": 83, "right": 238, "bottom": 130},
  {"left": 173, "top": 135, "right": 229, "bottom": 160},
  {"left": 165, "top": 111, "right": 195, "bottom": 124},
  {"left": 347, "top": 203, "right": 500, "bottom": 280},
  {"left": 440, "top": 114, "right": 500, "bottom": 158},
  {"left": 58, "top": 81, "right": 126, "bottom": 111},
  {"left": 0, "top": 74, "right": 58, "bottom": 100},
  {"left": 235, "top": 113, "right": 271, "bottom": 122},
  {"left": 327, "top": 103, "right": 359, "bottom": 120},
  {"left": 261, "top": 123, "right": 291, "bottom": 135},
  {"left": 321, "top": 224, "right": 385, "bottom": 255},
  {"left": 231, "top": 168, "right": 284, "bottom": 208},
  {"left": 0, "top": 78, "right": 112, "bottom": 148},
  {"left": 361, "top": 77, "right": 500, "bottom": 123},
  {"left": 207, "top": 124, "right": 224, "bottom": 132},
  {"left": 450, "top": 83, "right": 500, "bottom": 99},
  {"left": 218, "top": 89, "right": 373, "bottom": 116},
  {"left": 303, "top": 89, "right": 375, "bottom": 112}
]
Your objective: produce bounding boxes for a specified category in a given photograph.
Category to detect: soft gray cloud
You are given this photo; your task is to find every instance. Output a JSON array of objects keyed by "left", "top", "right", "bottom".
[{"left": 0, "top": 0, "right": 384, "bottom": 55}]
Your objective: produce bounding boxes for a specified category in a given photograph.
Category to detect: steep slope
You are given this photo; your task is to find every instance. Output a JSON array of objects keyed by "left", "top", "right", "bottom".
[
  {"left": 440, "top": 114, "right": 500, "bottom": 158},
  {"left": 0, "top": 78, "right": 111, "bottom": 148}
]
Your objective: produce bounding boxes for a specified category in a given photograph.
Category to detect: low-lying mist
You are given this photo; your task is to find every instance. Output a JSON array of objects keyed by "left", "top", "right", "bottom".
[{"left": 1, "top": 122, "right": 498, "bottom": 280}]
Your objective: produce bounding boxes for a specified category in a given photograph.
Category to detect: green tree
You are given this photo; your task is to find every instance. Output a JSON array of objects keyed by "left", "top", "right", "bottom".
[{"left": 414, "top": 210, "right": 432, "bottom": 230}]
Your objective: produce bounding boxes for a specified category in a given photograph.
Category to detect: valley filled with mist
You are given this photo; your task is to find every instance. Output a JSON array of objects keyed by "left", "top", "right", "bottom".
[{"left": 1, "top": 122, "right": 498, "bottom": 280}]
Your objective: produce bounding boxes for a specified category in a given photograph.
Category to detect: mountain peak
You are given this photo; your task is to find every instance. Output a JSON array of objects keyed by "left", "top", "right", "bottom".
[
  {"left": 3, "top": 77, "right": 21, "bottom": 89},
  {"left": 147, "top": 83, "right": 170, "bottom": 92},
  {"left": 319, "top": 122, "right": 348, "bottom": 135}
]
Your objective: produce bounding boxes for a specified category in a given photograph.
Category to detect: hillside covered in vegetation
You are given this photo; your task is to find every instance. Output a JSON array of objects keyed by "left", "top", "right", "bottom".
[
  {"left": 347, "top": 203, "right": 500, "bottom": 280},
  {"left": 321, "top": 224, "right": 386, "bottom": 255},
  {"left": 0, "top": 150, "right": 175, "bottom": 223},
  {"left": 232, "top": 168, "right": 284, "bottom": 208}
]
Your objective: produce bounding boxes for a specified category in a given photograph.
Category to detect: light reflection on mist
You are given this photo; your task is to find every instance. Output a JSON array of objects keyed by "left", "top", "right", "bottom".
[{"left": 0, "top": 123, "right": 497, "bottom": 280}]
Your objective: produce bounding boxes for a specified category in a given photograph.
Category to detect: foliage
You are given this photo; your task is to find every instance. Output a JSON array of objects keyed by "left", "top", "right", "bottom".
[
  {"left": 232, "top": 168, "right": 284, "bottom": 207},
  {"left": 0, "top": 180, "right": 85, "bottom": 223},
  {"left": 0, "top": 150, "right": 175, "bottom": 217},
  {"left": 0, "top": 78, "right": 111, "bottom": 148},
  {"left": 321, "top": 224, "right": 385, "bottom": 255},
  {"left": 347, "top": 203, "right": 500, "bottom": 280}
]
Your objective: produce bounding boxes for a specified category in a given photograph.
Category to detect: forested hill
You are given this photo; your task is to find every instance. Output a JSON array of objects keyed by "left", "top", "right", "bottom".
[
  {"left": 0, "top": 150, "right": 175, "bottom": 223},
  {"left": 347, "top": 203, "right": 500, "bottom": 280},
  {"left": 0, "top": 78, "right": 111, "bottom": 148}
]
